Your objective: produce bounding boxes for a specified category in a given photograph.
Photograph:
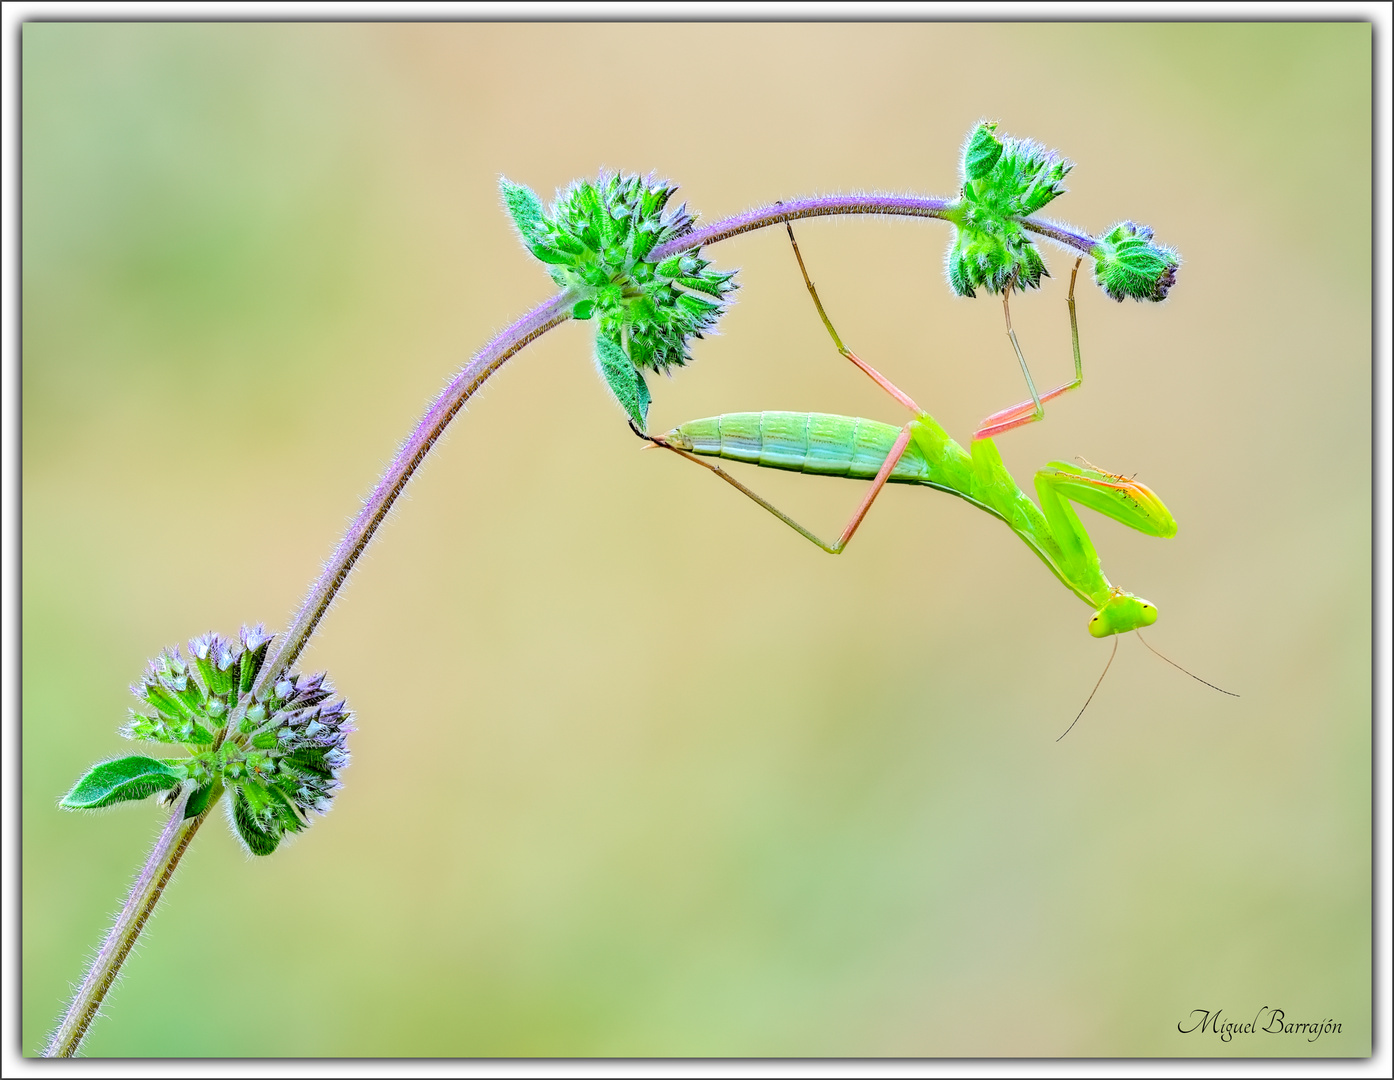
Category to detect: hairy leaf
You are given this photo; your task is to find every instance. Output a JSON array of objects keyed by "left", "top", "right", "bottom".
[
  {"left": 595, "top": 333, "right": 651, "bottom": 426},
  {"left": 61, "top": 756, "right": 181, "bottom": 810},
  {"left": 499, "top": 177, "right": 545, "bottom": 243}
]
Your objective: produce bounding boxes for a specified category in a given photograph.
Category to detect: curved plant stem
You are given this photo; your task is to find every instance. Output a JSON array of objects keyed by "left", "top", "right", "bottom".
[
  {"left": 52, "top": 192, "right": 1110, "bottom": 1056},
  {"left": 44, "top": 790, "right": 207, "bottom": 1058},
  {"left": 252, "top": 289, "right": 579, "bottom": 694},
  {"left": 651, "top": 194, "right": 954, "bottom": 260},
  {"left": 1019, "top": 216, "right": 1096, "bottom": 255},
  {"left": 649, "top": 194, "right": 1098, "bottom": 262}
]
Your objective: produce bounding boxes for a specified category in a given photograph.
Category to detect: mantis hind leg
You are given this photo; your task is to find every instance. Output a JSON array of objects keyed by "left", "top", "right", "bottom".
[
  {"left": 785, "top": 224, "right": 924, "bottom": 417},
  {"left": 632, "top": 420, "right": 916, "bottom": 556},
  {"left": 973, "top": 257, "right": 1086, "bottom": 440}
]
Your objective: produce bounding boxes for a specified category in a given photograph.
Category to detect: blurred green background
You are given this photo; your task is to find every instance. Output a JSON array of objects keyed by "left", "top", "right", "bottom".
[{"left": 22, "top": 23, "right": 1370, "bottom": 1057}]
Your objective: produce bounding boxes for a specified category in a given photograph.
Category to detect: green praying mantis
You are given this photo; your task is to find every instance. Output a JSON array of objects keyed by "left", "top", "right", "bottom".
[{"left": 636, "top": 226, "right": 1232, "bottom": 736}]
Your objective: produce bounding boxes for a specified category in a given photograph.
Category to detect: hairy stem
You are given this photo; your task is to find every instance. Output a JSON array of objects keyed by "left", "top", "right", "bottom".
[
  {"left": 1019, "top": 216, "right": 1097, "bottom": 255},
  {"left": 651, "top": 194, "right": 954, "bottom": 259},
  {"left": 44, "top": 790, "right": 208, "bottom": 1057},
  {"left": 252, "top": 289, "right": 579, "bottom": 694},
  {"left": 648, "top": 194, "right": 1098, "bottom": 262}
]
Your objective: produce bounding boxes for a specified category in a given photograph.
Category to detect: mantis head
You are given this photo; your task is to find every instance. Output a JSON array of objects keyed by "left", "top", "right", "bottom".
[{"left": 1088, "top": 591, "right": 1158, "bottom": 638}]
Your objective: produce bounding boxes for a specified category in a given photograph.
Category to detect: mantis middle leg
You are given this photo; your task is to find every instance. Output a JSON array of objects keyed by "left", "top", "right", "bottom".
[{"left": 973, "top": 257, "right": 1086, "bottom": 440}]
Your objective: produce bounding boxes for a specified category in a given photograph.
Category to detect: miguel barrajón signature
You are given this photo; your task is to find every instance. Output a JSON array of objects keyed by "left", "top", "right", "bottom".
[{"left": 1179, "top": 1007, "right": 1342, "bottom": 1044}]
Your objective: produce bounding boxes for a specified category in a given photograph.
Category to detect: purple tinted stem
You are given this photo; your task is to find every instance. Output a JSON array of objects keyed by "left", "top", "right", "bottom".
[
  {"left": 254, "top": 289, "right": 577, "bottom": 692},
  {"left": 44, "top": 792, "right": 207, "bottom": 1057},
  {"left": 1020, "top": 217, "right": 1096, "bottom": 255},
  {"left": 650, "top": 194, "right": 954, "bottom": 262},
  {"left": 50, "top": 292, "right": 579, "bottom": 1056}
]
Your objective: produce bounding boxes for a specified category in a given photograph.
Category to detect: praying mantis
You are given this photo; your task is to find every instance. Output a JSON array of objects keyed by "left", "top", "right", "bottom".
[{"left": 637, "top": 226, "right": 1232, "bottom": 733}]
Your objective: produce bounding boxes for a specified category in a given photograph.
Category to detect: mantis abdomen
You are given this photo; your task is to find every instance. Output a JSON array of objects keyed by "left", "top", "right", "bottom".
[{"left": 672, "top": 412, "right": 933, "bottom": 484}]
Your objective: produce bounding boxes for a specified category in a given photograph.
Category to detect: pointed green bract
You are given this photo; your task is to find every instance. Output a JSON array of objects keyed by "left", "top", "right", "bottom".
[
  {"left": 183, "top": 778, "right": 223, "bottom": 819},
  {"left": 595, "top": 333, "right": 652, "bottom": 426},
  {"left": 500, "top": 172, "right": 737, "bottom": 426},
  {"left": 61, "top": 756, "right": 181, "bottom": 810},
  {"left": 231, "top": 785, "right": 282, "bottom": 856},
  {"left": 1090, "top": 221, "right": 1180, "bottom": 302},
  {"left": 500, "top": 177, "right": 546, "bottom": 243},
  {"left": 963, "top": 122, "right": 1005, "bottom": 181}
]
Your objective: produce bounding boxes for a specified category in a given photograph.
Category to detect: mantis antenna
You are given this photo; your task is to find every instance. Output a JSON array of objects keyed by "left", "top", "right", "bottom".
[
  {"left": 1058, "top": 634, "right": 1238, "bottom": 742},
  {"left": 1057, "top": 638, "right": 1119, "bottom": 742},
  {"left": 1136, "top": 632, "right": 1239, "bottom": 696}
]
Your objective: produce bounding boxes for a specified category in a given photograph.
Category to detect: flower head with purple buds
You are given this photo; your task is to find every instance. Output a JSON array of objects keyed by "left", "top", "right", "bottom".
[
  {"left": 501, "top": 171, "right": 738, "bottom": 427},
  {"left": 64, "top": 625, "right": 353, "bottom": 856}
]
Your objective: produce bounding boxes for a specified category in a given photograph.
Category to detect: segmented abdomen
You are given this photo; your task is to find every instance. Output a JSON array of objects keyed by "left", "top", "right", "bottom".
[{"left": 672, "top": 413, "right": 930, "bottom": 483}]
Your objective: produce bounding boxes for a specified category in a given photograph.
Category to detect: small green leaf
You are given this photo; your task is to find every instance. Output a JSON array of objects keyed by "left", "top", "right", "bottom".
[
  {"left": 238, "top": 644, "right": 265, "bottom": 697},
  {"left": 183, "top": 778, "right": 223, "bottom": 819},
  {"left": 529, "top": 242, "right": 575, "bottom": 266},
  {"left": 963, "top": 122, "right": 1003, "bottom": 181},
  {"left": 500, "top": 177, "right": 545, "bottom": 242},
  {"left": 231, "top": 785, "right": 281, "bottom": 856},
  {"left": 594, "top": 334, "right": 650, "bottom": 427},
  {"left": 263, "top": 782, "right": 307, "bottom": 835},
  {"left": 572, "top": 298, "right": 595, "bottom": 321},
  {"left": 143, "top": 682, "right": 194, "bottom": 721},
  {"left": 210, "top": 657, "right": 237, "bottom": 697},
  {"left": 180, "top": 720, "right": 216, "bottom": 748},
  {"left": 61, "top": 756, "right": 181, "bottom": 810}
]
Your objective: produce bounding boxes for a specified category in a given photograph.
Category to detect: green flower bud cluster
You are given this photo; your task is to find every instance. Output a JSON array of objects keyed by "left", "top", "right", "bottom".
[
  {"left": 943, "top": 121, "right": 1181, "bottom": 305},
  {"left": 946, "top": 121, "right": 1073, "bottom": 298},
  {"left": 64, "top": 626, "right": 352, "bottom": 857},
  {"left": 122, "top": 626, "right": 272, "bottom": 746},
  {"left": 1090, "top": 220, "right": 1180, "bottom": 302},
  {"left": 501, "top": 172, "right": 738, "bottom": 426}
]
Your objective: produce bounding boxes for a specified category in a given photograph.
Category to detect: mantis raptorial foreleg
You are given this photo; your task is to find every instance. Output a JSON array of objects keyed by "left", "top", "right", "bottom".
[{"left": 973, "top": 257, "right": 1085, "bottom": 440}]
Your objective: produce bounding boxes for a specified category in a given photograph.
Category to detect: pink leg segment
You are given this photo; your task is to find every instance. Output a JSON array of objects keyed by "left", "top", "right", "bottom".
[{"left": 974, "top": 381, "right": 1077, "bottom": 439}]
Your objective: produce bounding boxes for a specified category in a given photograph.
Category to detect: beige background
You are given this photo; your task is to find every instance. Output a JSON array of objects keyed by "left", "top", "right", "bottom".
[{"left": 23, "top": 23, "right": 1370, "bottom": 1056}]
